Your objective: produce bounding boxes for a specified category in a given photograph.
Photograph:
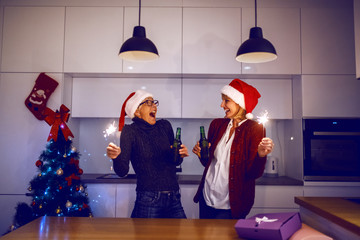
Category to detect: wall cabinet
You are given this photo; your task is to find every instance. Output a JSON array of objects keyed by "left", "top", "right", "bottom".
[
  {"left": 1, "top": 7, "right": 65, "bottom": 72},
  {"left": 241, "top": 8, "right": 301, "bottom": 75},
  {"left": 122, "top": 7, "right": 182, "bottom": 74},
  {"left": 182, "top": 78, "right": 228, "bottom": 119},
  {"left": 182, "top": 78, "right": 293, "bottom": 119},
  {"left": 64, "top": 7, "right": 124, "bottom": 73},
  {"left": 72, "top": 77, "right": 293, "bottom": 119},
  {"left": 2, "top": 4, "right": 355, "bottom": 76},
  {"left": 0, "top": 5, "right": 3, "bottom": 66},
  {"left": 301, "top": 4, "right": 355, "bottom": 75},
  {"left": 182, "top": 8, "right": 242, "bottom": 74},
  {"left": 71, "top": 77, "right": 182, "bottom": 118},
  {"left": 302, "top": 75, "right": 360, "bottom": 118}
]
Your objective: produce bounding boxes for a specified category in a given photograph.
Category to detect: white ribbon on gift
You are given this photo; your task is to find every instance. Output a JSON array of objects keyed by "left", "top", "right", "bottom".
[{"left": 255, "top": 216, "right": 278, "bottom": 225}]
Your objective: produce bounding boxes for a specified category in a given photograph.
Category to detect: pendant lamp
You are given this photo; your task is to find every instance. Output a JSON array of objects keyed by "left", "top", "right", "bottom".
[
  {"left": 119, "top": 0, "right": 159, "bottom": 61},
  {"left": 236, "top": 0, "right": 277, "bottom": 63}
]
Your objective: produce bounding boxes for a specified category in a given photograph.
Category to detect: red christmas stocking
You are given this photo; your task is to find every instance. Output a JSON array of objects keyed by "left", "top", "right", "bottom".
[{"left": 25, "top": 73, "right": 59, "bottom": 120}]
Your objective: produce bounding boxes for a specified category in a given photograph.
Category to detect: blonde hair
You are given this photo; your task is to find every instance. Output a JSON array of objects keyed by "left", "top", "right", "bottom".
[{"left": 233, "top": 106, "right": 246, "bottom": 120}]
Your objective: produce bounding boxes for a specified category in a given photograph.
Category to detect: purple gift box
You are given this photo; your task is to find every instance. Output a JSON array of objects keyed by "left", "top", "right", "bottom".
[{"left": 234, "top": 212, "right": 302, "bottom": 240}]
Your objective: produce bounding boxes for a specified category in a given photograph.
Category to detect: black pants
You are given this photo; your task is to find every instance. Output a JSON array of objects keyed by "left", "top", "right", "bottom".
[{"left": 199, "top": 193, "right": 233, "bottom": 219}]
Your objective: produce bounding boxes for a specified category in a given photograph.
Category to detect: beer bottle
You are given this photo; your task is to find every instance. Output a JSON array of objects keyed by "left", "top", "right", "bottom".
[
  {"left": 172, "top": 127, "right": 183, "bottom": 165},
  {"left": 199, "top": 126, "right": 209, "bottom": 161}
]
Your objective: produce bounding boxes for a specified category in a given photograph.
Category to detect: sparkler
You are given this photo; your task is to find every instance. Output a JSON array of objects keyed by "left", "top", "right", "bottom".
[
  {"left": 257, "top": 110, "right": 269, "bottom": 138},
  {"left": 103, "top": 121, "right": 119, "bottom": 172},
  {"left": 103, "top": 121, "right": 117, "bottom": 138}
]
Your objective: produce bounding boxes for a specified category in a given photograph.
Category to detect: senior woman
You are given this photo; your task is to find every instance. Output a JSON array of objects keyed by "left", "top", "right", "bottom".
[
  {"left": 106, "top": 89, "right": 188, "bottom": 218},
  {"left": 192, "top": 79, "right": 274, "bottom": 219}
]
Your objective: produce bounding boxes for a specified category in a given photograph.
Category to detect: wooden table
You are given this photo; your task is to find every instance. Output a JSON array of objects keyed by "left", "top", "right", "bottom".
[{"left": 1, "top": 217, "right": 240, "bottom": 240}]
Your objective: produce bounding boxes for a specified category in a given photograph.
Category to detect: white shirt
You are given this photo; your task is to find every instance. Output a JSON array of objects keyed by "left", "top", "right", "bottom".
[{"left": 203, "top": 119, "right": 247, "bottom": 209}]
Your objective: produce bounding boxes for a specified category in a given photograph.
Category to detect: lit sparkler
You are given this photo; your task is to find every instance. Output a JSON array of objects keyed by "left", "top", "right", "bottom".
[
  {"left": 103, "top": 121, "right": 117, "bottom": 138},
  {"left": 103, "top": 121, "right": 119, "bottom": 172},
  {"left": 257, "top": 110, "right": 269, "bottom": 137}
]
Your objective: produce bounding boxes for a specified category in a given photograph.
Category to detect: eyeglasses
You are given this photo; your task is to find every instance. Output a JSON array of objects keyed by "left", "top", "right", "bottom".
[{"left": 138, "top": 99, "right": 159, "bottom": 107}]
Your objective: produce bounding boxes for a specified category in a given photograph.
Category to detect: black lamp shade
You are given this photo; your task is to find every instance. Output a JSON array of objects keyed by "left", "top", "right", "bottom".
[
  {"left": 119, "top": 26, "right": 159, "bottom": 62},
  {"left": 236, "top": 27, "right": 277, "bottom": 63}
]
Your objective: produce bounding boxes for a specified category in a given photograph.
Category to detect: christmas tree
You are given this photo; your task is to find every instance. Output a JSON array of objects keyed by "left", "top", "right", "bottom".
[{"left": 10, "top": 105, "right": 92, "bottom": 231}]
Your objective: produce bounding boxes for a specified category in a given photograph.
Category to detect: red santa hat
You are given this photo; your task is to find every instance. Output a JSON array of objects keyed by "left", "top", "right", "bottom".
[
  {"left": 221, "top": 79, "right": 261, "bottom": 119},
  {"left": 118, "top": 89, "right": 153, "bottom": 131}
]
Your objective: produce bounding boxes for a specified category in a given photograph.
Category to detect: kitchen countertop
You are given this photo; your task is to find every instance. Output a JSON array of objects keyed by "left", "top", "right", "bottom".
[
  {"left": 295, "top": 196, "right": 360, "bottom": 237},
  {"left": 81, "top": 173, "right": 303, "bottom": 185}
]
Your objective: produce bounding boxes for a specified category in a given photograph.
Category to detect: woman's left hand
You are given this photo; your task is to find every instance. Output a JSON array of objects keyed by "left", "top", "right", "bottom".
[{"left": 258, "top": 137, "right": 274, "bottom": 157}]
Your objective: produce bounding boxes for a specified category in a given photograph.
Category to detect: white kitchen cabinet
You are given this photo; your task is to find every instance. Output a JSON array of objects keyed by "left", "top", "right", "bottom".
[
  {"left": 64, "top": 7, "right": 124, "bottom": 73},
  {"left": 182, "top": 78, "right": 228, "bottom": 119},
  {"left": 182, "top": 78, "right": 292, "bottom": 119},
  {"left": 302, "top": 75, "right": 360, "bottom": 118},
  {"left": 303, "top": 182, "right": 360, "bottom": 197},
  {"left": 182, "top": 8, "right": 242, "bottom": 74},
  {"left": 248, "top": 185, "right": 303, "bottom": 217},
  {"left": 0, "top": 5, "right": 3, "bottom": 66},
  {"left": 179, "top": 184, "right": 199, "bottom": 219},
  {"left": 73, "top": 183, "right": 304, "bottom": 220},
  {"left": 301, "top": 4, "right": 355, "bottom": 75},
  {"left": 89, "top": 183, "right": 195, "bottom": 218},
  {"left": 0, "top": 195, "right": 32, "bottom": 235},
  {"left": 86, "top": 184, "right": 117, "bottom": 217},
  {"left": 355, "top": 0, "right": 360, "bottom": 80},
  {"left": 122, "top": 7, "right": 182, "bottom": 74},
  {"left": 115, "top": 184, "right": 136, "bottom": 218},
  {"left": 241, "top": 8, "right": 301, "bottom": 75},
  {"left": 71, "top": 77, "right": 181, "bottom": 118},
  {"left": 1, "top": 7, "right": 65, "bottom": 72}
]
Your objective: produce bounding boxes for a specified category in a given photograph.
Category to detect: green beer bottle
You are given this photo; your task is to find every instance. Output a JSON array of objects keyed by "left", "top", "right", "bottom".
[
  {"left": 199, "top": 126, "right": 209, "bottom": 161},
  {"left": 172, "top": 127, "right": 183, "bottom": 166}
]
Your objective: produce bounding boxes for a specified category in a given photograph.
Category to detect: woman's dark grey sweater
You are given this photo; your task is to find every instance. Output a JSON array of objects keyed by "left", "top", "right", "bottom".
[{"left": 113, "top": 117, "right": 180, "bottom": 191}]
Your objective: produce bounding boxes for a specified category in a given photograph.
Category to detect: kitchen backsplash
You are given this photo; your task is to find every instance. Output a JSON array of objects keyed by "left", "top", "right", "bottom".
[{"left": 75, "top": 117, "right": 284, "bottom": 176}]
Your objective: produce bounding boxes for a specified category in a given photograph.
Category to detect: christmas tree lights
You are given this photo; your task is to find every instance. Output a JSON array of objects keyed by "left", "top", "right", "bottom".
[{"left": 9, "top": 105, "right": 92, "bottom": 232}]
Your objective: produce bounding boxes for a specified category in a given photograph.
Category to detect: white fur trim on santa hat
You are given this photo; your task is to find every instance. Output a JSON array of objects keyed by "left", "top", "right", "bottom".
[
  {"left": 221, "top": 85, "right": 245, "bottom": 110},
  {"left": 125, "top": 89, "right": 153, "bottom": 119},
  {"left": 245, "top": 113, "right": 254, "bottom": 119}
]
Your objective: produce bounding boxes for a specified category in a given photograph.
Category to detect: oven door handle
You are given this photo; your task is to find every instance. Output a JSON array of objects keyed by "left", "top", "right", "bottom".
[{"left": 313, "top": 131, "right": 360, "bottom": 136}]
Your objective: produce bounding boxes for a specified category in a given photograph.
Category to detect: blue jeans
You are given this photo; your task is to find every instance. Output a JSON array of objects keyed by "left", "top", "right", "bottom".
[{"left": 131, "top": 190, "right": 187, "bottom": 218}]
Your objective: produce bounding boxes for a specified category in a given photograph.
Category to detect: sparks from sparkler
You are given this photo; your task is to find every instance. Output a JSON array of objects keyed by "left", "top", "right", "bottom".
[
  {"left": 257, "top": 110, "right": 269, "bottom": 137},
  {"left": 103, "top": 121, "right": 118, "bottom": 173},
  {"left": 103, "top": 121, "right": 117, "bottom": 138}
]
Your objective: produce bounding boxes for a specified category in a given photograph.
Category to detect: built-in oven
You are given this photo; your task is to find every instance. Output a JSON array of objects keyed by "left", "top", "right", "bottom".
[{"left": 303, "top": 118, "right": 360, "bottom": 181}]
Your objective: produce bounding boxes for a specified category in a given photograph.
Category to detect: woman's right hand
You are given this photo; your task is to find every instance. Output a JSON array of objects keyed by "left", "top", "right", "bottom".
[
  {"left": 106, "top": 142, "right": 121, "bottom": 159},
  {"left": 192, "top": 142, "right": 201, "bottom": 158}
]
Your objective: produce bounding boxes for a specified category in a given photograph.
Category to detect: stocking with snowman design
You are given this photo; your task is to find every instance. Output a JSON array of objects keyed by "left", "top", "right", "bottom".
[{"left": 25, "top": 73, "right": 59, "bottom": 120}]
